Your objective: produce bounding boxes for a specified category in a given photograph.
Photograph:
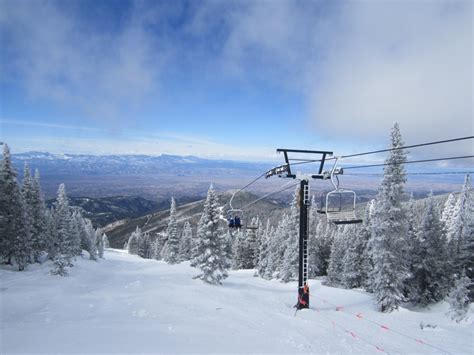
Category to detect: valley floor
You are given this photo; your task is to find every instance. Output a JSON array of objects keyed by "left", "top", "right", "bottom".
[{"left": 0, "top": 249, "right": 472, "bottom": 354}]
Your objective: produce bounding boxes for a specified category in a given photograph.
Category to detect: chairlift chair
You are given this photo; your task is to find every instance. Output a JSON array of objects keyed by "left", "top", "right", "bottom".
[{"left": 318, "top": 158, "right": 362, "bottom": 225}]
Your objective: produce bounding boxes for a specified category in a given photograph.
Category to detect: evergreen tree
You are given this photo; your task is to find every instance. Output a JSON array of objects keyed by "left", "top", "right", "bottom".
[
  {"left": 369, "top": 123, "right": 409, "bottom": 312},
  {"left": 279, "top": 186, "right": 300, "bottom": 281},
  {"left": 153, "top": 231, "right": 167, "bottom": 260},
  {"left": 361, "top": 200, "right": 376, "bottom": 291},
  {"left": 85, "top": 220, "right": 97, "bottom": 261},
  {"left": 0, "top": 144, "right": 29, "bottom": 269},
  {"left": 405, "top": 194, "right": 419, "bottom": 299},
  {"left": 102, "top": 233, "right": 110, "bottom": 248},
  {"left": 441, "top": 193, "right": 457, "bottom": 240},
  {"left": 280, "top": 226, "right": 299, "bottom": 283},
  {"left": 458, "top": 176, "right": 474, "bottom": 300},
  {"left": 191, "top": 184, "right": 230, "bottom": 284},
  {"left": 241, "top": 219, "right": 260, "bottom": 269},
  {"left": 252, "top": 216, "right": 262, "bottom": 268},
  {"left": 31, "top": 169, "right": 47, "bottom": 261},
  {"left": 21, "top": 163, "right": 35, "bottom": 262},
  {"left": 127, "top": 226, "right": 141, "bottom": 255},
  {"left": 257, "top": 220, "right": 271, "bottom": 278},
  {"left": 178, "top": 221, "right": 193, "bottom": 261},
  {"left": 69, "top": 210, "right": 82, "bottom": 256},
  {"left": 411, "top": 192, "right": 450, "bottom": 305},
  {"left": 342, "top": 222, "right": 368, "bottom": 289},
  {"left": 327, "top": 226, "right": 348, "bottom": 286},
  {"left": 267, "top": 214, "right": 290, "bottom": 278},
  {"left": 447, "top": 272, "right": 471, "bottom": 323},
  {"left": 307, "top": 197, "right": 322, "bottom": 278},
  {"left": 450, "top": 175, "right": 472, "bottom": 273},
  {"left": 44, "top": 208, "right": 57, "bottom": 257},
  {"left": 97, "top": 229, "right": 105, "bottom": 258},
  {"left": 138, "top": 232, "right": 152, "bottom": 259},
  {"left": 231, "top": 228, "right": 246, "bottom": 269},
  {"left": 53, "top": 184, "right": 76, "bottom": 266},
  {"left": 162, "top": 197, "right": 180, "bottom": 264}
]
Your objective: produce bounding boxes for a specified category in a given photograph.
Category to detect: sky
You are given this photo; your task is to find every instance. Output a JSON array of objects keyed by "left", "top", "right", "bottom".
[{"left": 0, "top": 0, "right": 472, "bottom": 163}]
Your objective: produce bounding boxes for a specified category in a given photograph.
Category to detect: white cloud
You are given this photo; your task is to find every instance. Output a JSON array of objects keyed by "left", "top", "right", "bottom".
[
  {"left": 0, "top": 1, "right": 163, "bottom": 125},
  {"left": 209, "top": 1, "right": 472, "bottom": 156},
  {"left": 307, "top": 1, "right": 473, "bottom": 146}
]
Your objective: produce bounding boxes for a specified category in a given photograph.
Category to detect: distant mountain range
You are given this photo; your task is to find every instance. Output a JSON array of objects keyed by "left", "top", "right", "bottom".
[
  {"left": 12, "top": 151, "right": 272, "bottom": 176},
  {"left": 46, "top": 195, "right": 163, "bottom": 228}
]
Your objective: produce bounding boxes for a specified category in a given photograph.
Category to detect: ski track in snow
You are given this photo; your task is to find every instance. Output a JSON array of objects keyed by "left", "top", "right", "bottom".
[{"left": 0, "top": 249, "right": 472, "bottom": 354}]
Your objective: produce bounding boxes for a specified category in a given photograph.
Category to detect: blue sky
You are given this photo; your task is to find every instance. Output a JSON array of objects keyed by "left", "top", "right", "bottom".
[{"left": 0, "top": 0, "right": 472, "bottom": 162}]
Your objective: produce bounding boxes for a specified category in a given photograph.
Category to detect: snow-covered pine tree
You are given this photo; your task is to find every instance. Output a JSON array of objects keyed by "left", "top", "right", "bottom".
[
  {"left": 257, "top": 219, "right": 271, "bottom": 278},
  {"left": 369, "top": 123, "right": 409, "bottom": 312},
  {"left": 307, "top": 196, "right": 321, "bottom": 278},
  {"left": 242, "top": 218, "right": 259, "bottom": 269},
  {"left": 252, "top": 216, "right": 262, "bottom": 268},
  {"left": 450, "top": 174, "right": 472, "bottom": 273},
  {"left": 261, "top": 225, "right": 276, "bottom": 279},
  {"left": 97, "top": 229, "right": 105, "bottom": 258},
  {"left": 231, "top": 228, "right": 246, "bottom": 269},
  {"left": 153, "top": 231, "right": 167, "bottom": 261},
  {"left": 191, "top": 184, "right": 230, "bottom": 284},
  {"left": 457, "top": 176, "right": 474, "bottom": 300},
  {"left": 267, "top": 214, "right": 290, "bottom": 278},
  {"left": 68, "top": 210, "right": 82, "bottom": 256},
  {"left": 102, "top": 233, "right": 110, "bottom": 248},
  {"left": 162, "top": 197, "right": 180, "bottom": 264},
  {"left": 411, "top": 192, "right": 450, "bottom": 305},
  {"left": 127, "top": 226, "right": 141, "bottom": 255},
  {"left": 447, "top": 272, "right": 471, "bottom": 323},
  {"left": 138, "top": 231, "right": 152, "bottom": 259},
  {"left": 52, "top": 183, "right": 76, "bottom": 269},
  {"left": 31, "top": 169, "right": 47, "bottom": 261},
  {"left": 44, "top": 207, "right": 57, "bottom": 258},
  {"left": 279, "top": 186, "right": 300, "bottom": 282},
  {"left": 441, "top": 193, "right": 457, "bottom": 240},
  {"left": 21, "top": 163, "right": 35, "bottom": 263},
  {"left": 342, "top": 221, "right": 368, "bottom": 289},
  {"left": 280, "top": 227, "right": 299, "bottom": 283},
  {"left": 85, "top": 220, "right": 98, "bottom": 260},
  {"left": 178, "top": 221, "right": 193, "bottom": 261},
  {"left": 404, "top": 193, "right": 419, "bottom": 299},
  {"left": 361, "top": 200, "right": 376, "bottom": 291},
  {"left": 326, "top": 225, "right": 348, "bottom": 286},
  {"left": 0, "top": 144, "right": 29, "bottom": 270}
]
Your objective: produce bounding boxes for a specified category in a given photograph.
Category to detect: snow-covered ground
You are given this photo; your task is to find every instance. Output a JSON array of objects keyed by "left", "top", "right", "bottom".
[{"left": 1, "top": 249, "right": 472, "bottom": 354}]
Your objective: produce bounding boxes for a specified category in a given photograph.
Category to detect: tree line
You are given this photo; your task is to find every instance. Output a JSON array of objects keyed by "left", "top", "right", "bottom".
[{"left": 0, "top": 144, "right": 109, "bottom": 276}]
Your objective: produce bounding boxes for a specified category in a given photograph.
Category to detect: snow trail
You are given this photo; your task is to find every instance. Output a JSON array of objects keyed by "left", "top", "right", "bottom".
[{"left": 1, "top": 249, "right": 472, "bottom": 354}]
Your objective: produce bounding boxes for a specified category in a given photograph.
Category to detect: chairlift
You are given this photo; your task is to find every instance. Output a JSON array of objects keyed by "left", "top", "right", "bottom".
[
  {"left": 317, "top": 158, "right": 362, "bottom": 225},
  {"left": 226, "top": 192, "right": 258, "bottom": 230},
  {"left": 226, "top": 209, "right": 259, "bottom": 230}
]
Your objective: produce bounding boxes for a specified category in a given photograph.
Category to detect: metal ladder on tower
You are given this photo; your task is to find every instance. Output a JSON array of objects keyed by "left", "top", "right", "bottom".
[{"left": 302, "top": 183, "right": 310, "bottom": 286}]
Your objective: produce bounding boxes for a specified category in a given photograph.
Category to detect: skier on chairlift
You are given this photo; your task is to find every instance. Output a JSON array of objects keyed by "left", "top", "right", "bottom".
[
  {"left": 228, "top": 216, "right": 235, "bottom": 228},
  {"left": 234, "top": 215, "right": 242, "bottom": 229}
]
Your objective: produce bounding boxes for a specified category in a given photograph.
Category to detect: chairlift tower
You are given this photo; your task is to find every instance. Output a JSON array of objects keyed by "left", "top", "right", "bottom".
[{"left": 267, "top": 149, "right": 333, "bottom": 310}]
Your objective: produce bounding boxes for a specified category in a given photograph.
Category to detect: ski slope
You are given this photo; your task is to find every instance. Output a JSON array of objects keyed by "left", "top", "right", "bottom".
[{"left": 1, "top": 249, "right": 472, "bottom": 354}]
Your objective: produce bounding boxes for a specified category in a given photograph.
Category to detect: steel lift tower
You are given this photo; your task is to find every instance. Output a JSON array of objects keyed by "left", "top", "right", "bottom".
[{"left": 266, "top": 149, "right": 333, "bottom": 310}]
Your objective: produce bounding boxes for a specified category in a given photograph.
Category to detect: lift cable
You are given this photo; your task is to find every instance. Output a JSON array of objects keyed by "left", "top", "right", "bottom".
[
  {"left": 345, "top": 171, "right": 474, "bottom": 177},
  {"left": 228, "top": 171, "right": 268, "bottom": 210},
  {"left": 288, "top": 135, "right": 474, "bottom": 167},
  {"left": 343, "top": 155, "right": 474, "bottom": 170},
  {"left": 240, "top": 181, "right": 300, "bottom": 210},
  {"left": 330, "top": 135, "right": 473, "bottom": 160}
]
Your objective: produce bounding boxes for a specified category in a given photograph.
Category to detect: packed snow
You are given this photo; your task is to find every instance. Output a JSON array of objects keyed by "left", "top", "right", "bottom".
[{"left": 1, "top": 249, "right": 472, "bottom": 354}]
